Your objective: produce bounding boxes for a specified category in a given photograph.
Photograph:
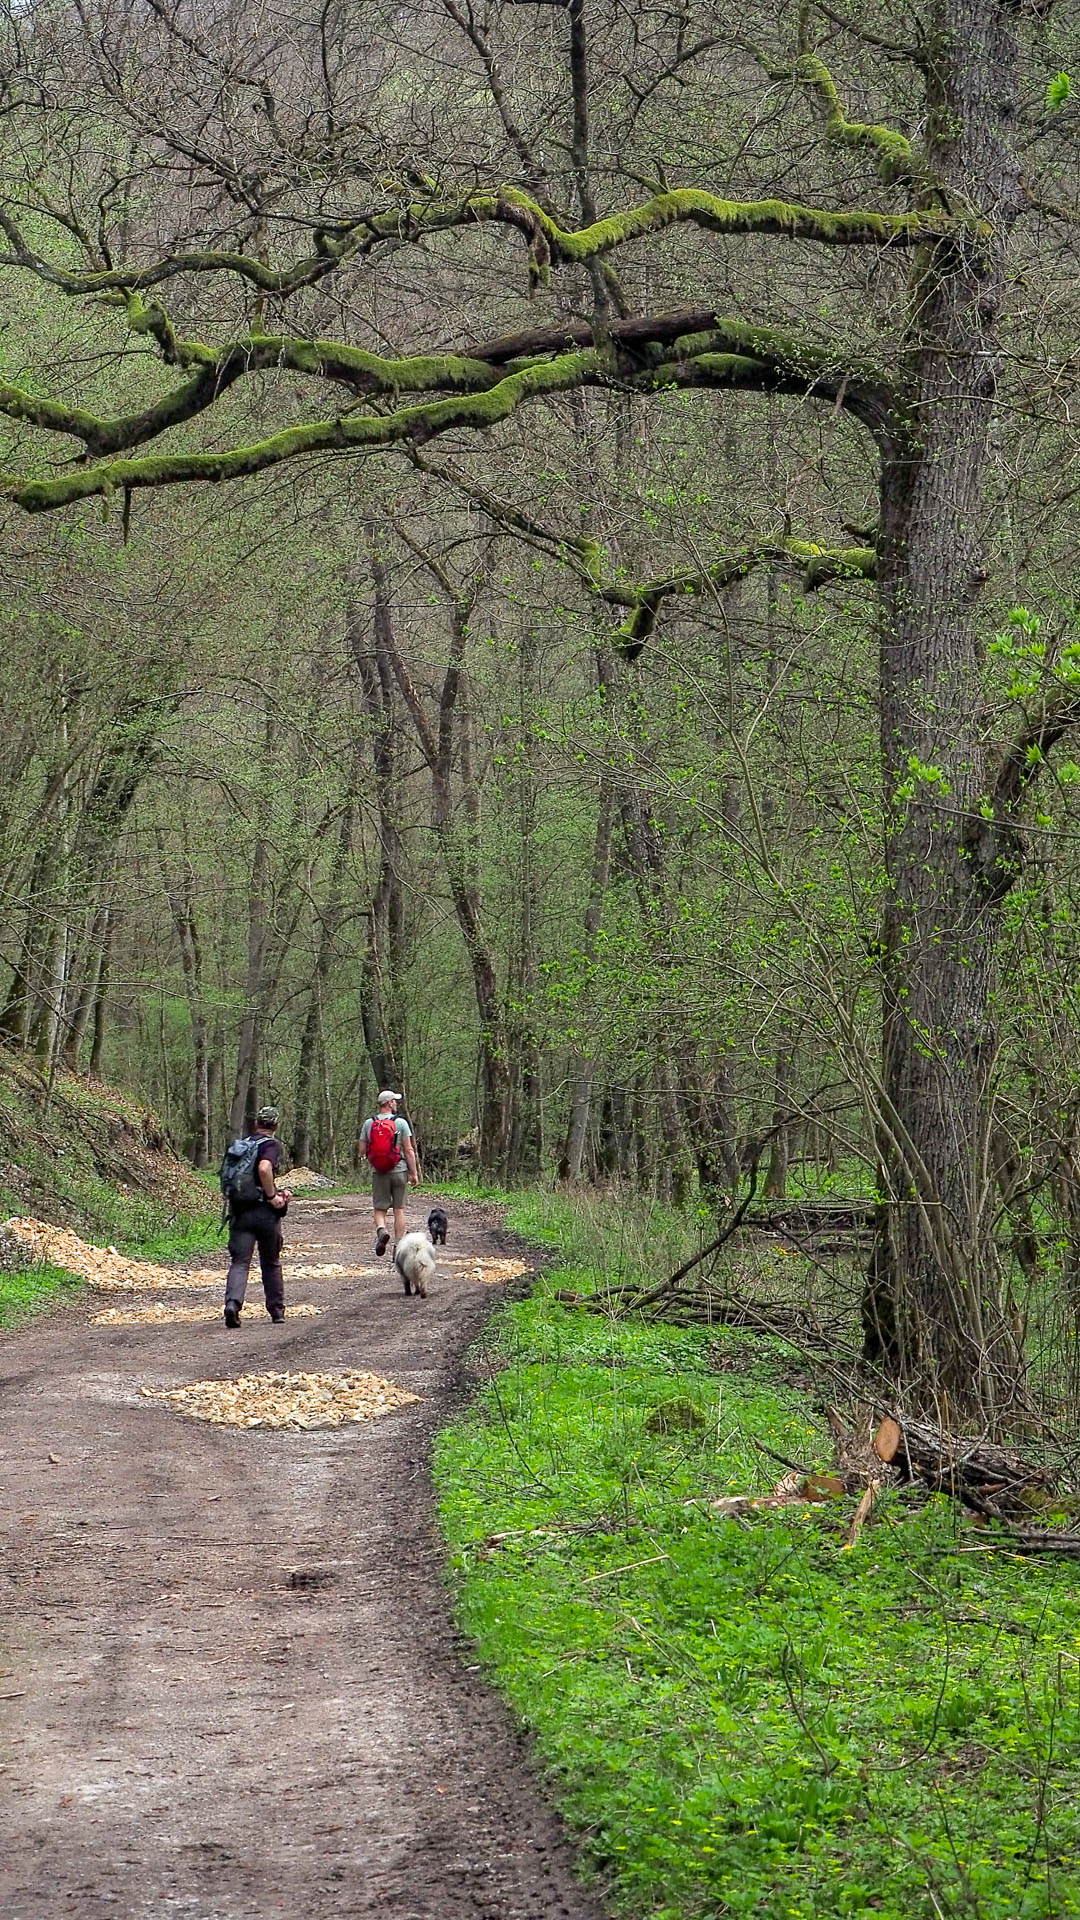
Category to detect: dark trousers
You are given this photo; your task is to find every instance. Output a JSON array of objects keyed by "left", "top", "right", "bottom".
[{"left": 225, "top": 1206, "right": 284, "bottom": 1316}]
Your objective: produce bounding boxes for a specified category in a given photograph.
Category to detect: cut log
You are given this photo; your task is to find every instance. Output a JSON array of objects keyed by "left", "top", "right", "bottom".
[{"left": 891, "top": 1419, "right": 1054, "bottom": 1513}]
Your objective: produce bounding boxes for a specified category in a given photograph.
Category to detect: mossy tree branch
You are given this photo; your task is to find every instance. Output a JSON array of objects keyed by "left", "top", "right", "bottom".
[
  {"left": 407, "top": 447, "right": 875, "bottom": 659},
  {"left": 0, "top": 178, "right": 974, "bottom": 311},
  {"left": 792, "top": 19, "right": 938, "bottom": 197},
  {"left": 610, "top": 544, "right": 876, "bottom": 660},
  {"left": 0, "top": 299, "right": 901, "bottom": 510}
]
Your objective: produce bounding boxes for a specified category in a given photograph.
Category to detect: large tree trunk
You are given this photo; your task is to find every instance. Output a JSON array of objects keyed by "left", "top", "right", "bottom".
[
  {"left": 559, "top": 775, "right": 615, "bottom": 1180},
  {"left": 157, "top": 839, "right": 211, "bottom": 1166},
  {"left": 61, "top": 896, "right": 110, "bottom": 1072},
  {"left": 508, "top": 632, "right": 543, "bottom": 1181},
  {"left": 865, "top": 0, "right": 1025, "bottom": 1417},
  {"left": 228, "top": 830, "right": 269, "bottom": 1138},
  {"left": 88, "top": 906, "right": 114, "bottom": 1079},
  {"left": 351, "top": 546, "right": 407, "bottom": 1102},
  {"left": 292, "top": 794, "right": 355, "bottom": 1168}
]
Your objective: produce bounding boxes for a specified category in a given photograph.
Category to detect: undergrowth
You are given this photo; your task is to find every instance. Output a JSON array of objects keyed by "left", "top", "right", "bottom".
[
  {"left": 0, "top": 1262, "right": 83, "bottom": 1328},
  {"left": 434, "top": 1189, "right": 1080, "bottom": 1920}
]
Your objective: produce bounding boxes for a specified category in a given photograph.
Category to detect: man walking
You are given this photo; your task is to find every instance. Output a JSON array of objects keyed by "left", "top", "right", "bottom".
[
  {"left": 221, "top": 1106, "right": 291, "bottom": 1328},
  {"left": 360, "top": 1090, "right": 419, "bottom": 1255}
]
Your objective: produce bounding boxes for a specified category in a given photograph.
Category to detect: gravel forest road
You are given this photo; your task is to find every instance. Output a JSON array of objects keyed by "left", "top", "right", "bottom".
[{"left": 0, "top": 1193, "right": 607, "bottom": 1920}]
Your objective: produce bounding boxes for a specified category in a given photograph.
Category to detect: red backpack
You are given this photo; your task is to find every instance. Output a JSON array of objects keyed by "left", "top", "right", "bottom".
[{"left": 366, "top": 1113, "right": 401, "bottom": 1174}]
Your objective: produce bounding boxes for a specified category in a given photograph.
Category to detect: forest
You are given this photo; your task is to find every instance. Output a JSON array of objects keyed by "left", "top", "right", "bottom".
[{"left": 2, "top": 0, "right": 1080, "bottom": 1430}]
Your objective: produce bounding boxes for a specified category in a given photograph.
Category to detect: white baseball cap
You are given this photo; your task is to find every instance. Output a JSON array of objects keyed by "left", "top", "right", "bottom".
[{"left": 378, "top": 1089, "right": 403, "bottom": 1104}]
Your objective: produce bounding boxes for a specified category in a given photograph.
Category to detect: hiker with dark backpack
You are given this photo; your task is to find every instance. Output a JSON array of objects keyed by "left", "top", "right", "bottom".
[
  {"left": 359, "top": 1089, "right": 418, "bottom": 1256},
  {"left": 219, "top": 1105, "right": 292, "bottom": 1328}
]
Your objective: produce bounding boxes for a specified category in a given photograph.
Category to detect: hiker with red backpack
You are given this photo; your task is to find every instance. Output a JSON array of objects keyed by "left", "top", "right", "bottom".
[{"left": 360, "top": 1089, "right": 419, "bottom": 1256}]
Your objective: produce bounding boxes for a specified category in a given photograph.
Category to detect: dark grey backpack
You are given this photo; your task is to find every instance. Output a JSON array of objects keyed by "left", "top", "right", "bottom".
[{"left": 220, "top": 1136, "right": 264, "bottom": 1213}]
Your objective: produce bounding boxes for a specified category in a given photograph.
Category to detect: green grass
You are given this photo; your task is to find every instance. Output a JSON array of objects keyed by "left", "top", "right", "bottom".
[
  {"left": 0, "top": 1262, "right": 84, "bottom": 1327},
  {"left": 121, "top": 1210, "right": 223, "bottom": 1262},
  {"left": 0, "top": 1182, "right": 225, "bottom": 1332},
  {"left": 434, "top": 1195, "right": 1080, "bottom": 1920}
]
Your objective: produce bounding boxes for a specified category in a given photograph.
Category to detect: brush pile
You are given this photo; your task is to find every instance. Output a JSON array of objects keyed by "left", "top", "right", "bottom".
[
  {"left": 140, "top": 1368, "right": 420, "bottom": 1429},
  {"left": 707, "top": 1404, "right": 1080, "bottom": 1556}
]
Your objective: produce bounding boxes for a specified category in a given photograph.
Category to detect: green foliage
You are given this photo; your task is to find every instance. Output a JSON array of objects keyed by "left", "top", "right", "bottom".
[
  {"left": 1047, "top": 73, "right": 1072, "bottom": 109},
  {"left": 123, "top": 1211, "right": 222, "bottom": 1261},
  {"left": 436, "top": 1200, "right": 1080, "bottom": 1919},
  {"left": 0, "top": 1051, "right": 211, "bottom": 1244},
  {"left": 0, "top": 1263, "right": 82, "bottom": 1328}
]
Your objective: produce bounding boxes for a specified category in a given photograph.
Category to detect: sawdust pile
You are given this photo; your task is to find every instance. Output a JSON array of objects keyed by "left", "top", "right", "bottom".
[
  {"left": 92, "top": 1302, "right": 323, "bottom": 1326},
  {"left": 0, "top": 1216, "right": 186, "bottom": 1290},
  {"left": 284, "top": 1167, "right": 335, "bottom": 1190},
  {"left": 140, "top": 1369, "right": 420, "bottom": 1429},
  {"left": 467, "top": 1257, "right": 532, "bottom": 1286},
  {"left": 288, "top": 1262, "right": 370, "bottom": 1279}
]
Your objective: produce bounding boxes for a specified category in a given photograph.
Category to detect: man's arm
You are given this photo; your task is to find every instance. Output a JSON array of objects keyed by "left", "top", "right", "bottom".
[
  {"left": 259, "top": 1151, "right": 288, "bottom": 1210},
  {"left": 403, "top": 1130, "right": 420, "bottom": 1186}
]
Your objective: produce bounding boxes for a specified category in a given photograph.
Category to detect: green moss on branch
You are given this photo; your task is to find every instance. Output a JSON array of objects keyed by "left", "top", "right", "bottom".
[
  {"left": 1, "top": 168, "right": 968, "bottom": 321},
  {"left": 614, "top": 541, "right": 876, "bottom": 658},
  {"left": 538, "top": 185, "right": 957, "bottom": 257},
  {"left": 795, "top": 51, "right": 935, "bottom": 193},
  {"left": 3, "top": 349, "right": 613, "bottom": 512}
]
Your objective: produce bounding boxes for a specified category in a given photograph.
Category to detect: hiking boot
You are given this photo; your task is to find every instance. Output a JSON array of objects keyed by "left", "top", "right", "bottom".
[
  {"left": 224, "top": 1303, "right": 241, "bottom": 1329},
  {"left": 375, "top": 1227, "right": 390, "bottom": 1257},
  {"left": 269, "top": 1310, "right": 285, "bottom": 1323}
]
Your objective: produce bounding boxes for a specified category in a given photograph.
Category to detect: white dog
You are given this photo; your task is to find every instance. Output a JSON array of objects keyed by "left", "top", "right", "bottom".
[{"left": 393, "top": 1230, "right": 436, "bottom": 1298}]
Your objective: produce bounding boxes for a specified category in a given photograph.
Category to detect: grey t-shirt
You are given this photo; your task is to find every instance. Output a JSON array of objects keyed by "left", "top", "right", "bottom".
[{"left": 360, "top": 1114, "right": 412, "bottom": 1165}]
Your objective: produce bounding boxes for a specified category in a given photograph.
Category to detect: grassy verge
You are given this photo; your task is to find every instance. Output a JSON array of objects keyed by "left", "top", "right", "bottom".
[
  {"left": 120, "top": 1201, "right": 223, "bottom": 1264},
  {"left": 0, "top": 1175, "right": 225, "bottom": 1332},
  {"left": 434, "top": 1188, "right": 1080, "bottom": 1920},
  {"left": 0, "top": 1262, "right": 84, "bottom": 1328}
]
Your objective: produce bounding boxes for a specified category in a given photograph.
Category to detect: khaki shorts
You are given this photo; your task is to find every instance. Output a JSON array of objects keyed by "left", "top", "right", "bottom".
[{"left": 372, "top": 1164, "right": 408, "bottom": 1210}]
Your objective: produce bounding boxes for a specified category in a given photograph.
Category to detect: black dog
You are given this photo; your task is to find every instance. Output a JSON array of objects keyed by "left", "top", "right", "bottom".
[{"left": 427, "top": 1206, "right": 449, "bottom": 1246}]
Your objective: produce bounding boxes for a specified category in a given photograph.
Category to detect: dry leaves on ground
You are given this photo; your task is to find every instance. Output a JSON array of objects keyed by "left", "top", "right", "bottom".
[
  {"left": 466, "top": 1257, "right": 532, "bottom": 1286},
  {"left": 92, "top": 1303, "right": 323, "bottom": 1326},
  {"left": 140, "top": 1369, "right": 420, "bottom": 1430}
]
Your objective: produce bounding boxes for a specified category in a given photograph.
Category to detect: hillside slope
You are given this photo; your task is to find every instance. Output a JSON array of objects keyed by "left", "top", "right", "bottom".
[{"left": 0, "top": 1051, "right": 210, "bottom": 1241}]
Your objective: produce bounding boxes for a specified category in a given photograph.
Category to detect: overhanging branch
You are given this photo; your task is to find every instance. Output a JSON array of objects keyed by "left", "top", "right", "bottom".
[
  {"left": 405, "top": 447, "right": 876, "bottom": 657},
  {"left": 0, "top": 178, "right": 974, "bottom": 308},
  {"left": 0, "top": 304, "right": 900, "bottom": 511}
]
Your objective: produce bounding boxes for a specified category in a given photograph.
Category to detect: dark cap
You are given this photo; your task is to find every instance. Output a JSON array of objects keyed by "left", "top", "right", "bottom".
[{"left": 256, "top": 1105, "right": 279, "bottom": 1129}]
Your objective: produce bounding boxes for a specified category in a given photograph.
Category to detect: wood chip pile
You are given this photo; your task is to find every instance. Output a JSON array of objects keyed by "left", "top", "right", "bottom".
[
  {"left": 140, "top": 1369, "right": 420, "bottom": 1429},
  {"left": 284, "top": 1167, "right": 335, "bottom": 1190},
  {"left": 92, "top": 1302, "right": 323, "bottom": 1326},
  {"left": 466, "top": 1257, "right": 532, "bottom": 1285},
  {"left": 287, "top": 1263, "right": 371, "bottom": 1279},
  {"left": 0, "top": 1216, "right": 187, "bottom": 1290}
]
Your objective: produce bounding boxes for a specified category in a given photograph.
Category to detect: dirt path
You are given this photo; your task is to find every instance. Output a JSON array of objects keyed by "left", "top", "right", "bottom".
[{"left": 0, "top": 1195, "right": 607, "bottom": 1920}]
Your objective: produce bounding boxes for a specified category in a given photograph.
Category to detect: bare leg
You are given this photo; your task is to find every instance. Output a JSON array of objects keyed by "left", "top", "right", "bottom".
[{"left": 393, "top": 1201, "right": 407, "bottom": 1243}]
